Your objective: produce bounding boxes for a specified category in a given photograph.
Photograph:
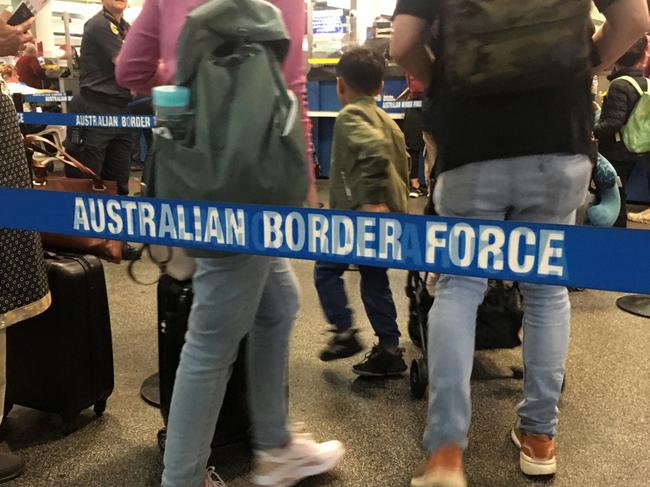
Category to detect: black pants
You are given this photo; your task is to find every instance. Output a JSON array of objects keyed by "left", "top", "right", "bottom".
[
  {"left": 313, "top": 262, "right": 400, "bottom": 347},
  {"left": 64, "top": 94, "right": 132, "bottom": 195},
  {"left": 609, "top": 154, "right": 650, "bottom": 227},
  {"left": 403, "top": 107, "right": 424, "bottom": 181}
]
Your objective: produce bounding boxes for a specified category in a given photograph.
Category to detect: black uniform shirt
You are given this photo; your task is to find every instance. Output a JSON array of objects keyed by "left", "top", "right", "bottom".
[
  {"left": 80, "top": 8, "right": 131, "bottom": 102},
  {"left": 393, "top": 0, "right": 617, "bottom": 174}
]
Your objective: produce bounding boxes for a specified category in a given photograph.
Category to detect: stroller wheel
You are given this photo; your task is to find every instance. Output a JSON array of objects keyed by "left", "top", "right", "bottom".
[{"left": 410, "top": 358, "right": 428, "bottom": 399}]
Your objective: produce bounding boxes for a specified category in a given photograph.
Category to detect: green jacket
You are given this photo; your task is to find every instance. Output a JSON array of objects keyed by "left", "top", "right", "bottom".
[{"left": 329, "top": 96, "right": 410, "bottom": 213}]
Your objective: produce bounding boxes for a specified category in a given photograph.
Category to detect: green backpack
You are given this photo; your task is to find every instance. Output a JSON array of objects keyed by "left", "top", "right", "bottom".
[
  {"left": 617, "top": 76, "right": 650, "bottom": 154},
  {"left": 153, "top": 0, "right": 308, "bottom": 208},
  {"left": 441, "top": 0, "right": 593, "bottom": 97}
]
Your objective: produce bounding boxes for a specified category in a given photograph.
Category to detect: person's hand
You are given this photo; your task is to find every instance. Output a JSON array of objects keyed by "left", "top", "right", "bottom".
[
  {"left": 0, "top": 12, "right": 34, "bottom": 57},
  {"left": 361, "top": 203, "right": 390, "bottom": 213}
]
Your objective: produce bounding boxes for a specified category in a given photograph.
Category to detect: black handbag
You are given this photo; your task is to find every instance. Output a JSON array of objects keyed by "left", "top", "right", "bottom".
[
  {"left": 406, "top": 274, "right": 523, "bottom": 351},
  {"left": 475, "top": 281, "right": 523, "bottom": 350}
]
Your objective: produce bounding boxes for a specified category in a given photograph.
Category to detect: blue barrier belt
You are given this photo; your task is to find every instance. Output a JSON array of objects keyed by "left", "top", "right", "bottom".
[
  {"left": 23, "top": 94, "right": 73, "bottom": 103},
  {"left": 18, "top": 112, "right": 155, "bottom": 128},
  {"left": 23, "top": 93, "right": 416, "bottom": 110},
  {"left": 21, "top": 107, "right": 423, "bottom": 125},
  {"left": 1, "top": 188, "right": 648, "bottom": 293},
  {"left": 382, "top": 100, "right": 423, "bottom": 109}
]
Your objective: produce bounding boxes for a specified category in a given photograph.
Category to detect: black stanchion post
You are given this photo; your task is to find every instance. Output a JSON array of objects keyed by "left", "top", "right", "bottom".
[
  {"left": 616, "top": 295, "right": 650, "bottom": 318},
  {"left": 140, "top": 373, "right": 161, "bottom": 408}
]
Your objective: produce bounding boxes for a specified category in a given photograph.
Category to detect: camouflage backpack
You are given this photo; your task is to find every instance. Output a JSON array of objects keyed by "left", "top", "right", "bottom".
[{"left": 440, "top": 0, "right": 594, "bottom": 97}]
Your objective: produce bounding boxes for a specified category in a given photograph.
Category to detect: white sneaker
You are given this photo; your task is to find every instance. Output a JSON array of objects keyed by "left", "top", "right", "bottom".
[
  {"left": 251, "top": 423, "right": 345, "bottom": 487},
  {"left": 204, "top": 467, "right": 226, "bottom": 487}
]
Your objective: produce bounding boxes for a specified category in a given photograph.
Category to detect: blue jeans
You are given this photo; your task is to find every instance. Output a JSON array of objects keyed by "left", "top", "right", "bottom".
[
  {"left": 314, "top": 262, "right": 400, "bottom": 347},
  {"left": 424, "top": 154, "right": 591, "bottom": 453},
  {"left": 162, "top": 255, "right": 299, "bottom": 487}
]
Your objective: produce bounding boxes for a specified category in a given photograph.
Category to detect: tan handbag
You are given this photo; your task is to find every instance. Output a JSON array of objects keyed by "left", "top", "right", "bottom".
[{"left": 25, "top": 134, "right": 123, "bottom": 263}]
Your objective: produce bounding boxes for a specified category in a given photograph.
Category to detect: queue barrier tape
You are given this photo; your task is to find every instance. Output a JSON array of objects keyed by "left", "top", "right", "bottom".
[
  {"left": 24, "top": 94, "right": 73, "bottom": 103},
  {"left": 382, "top": 100, "right": 423, "bottom": 109},
  {"left": 18, "top": 112, "right": 155, "bottom": 129},
  {"left": 1, "top": 187, "right": 649, "bottom": 294},
  {"left": 20, "top": 94, "right": 420, "bottom": 111},
  {"left": 18, "top": 105, "right": 414, "bottom": 128}
]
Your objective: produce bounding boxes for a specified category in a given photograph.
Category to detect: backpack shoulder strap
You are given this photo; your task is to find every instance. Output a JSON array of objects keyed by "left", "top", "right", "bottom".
[
  {"left": 174, "top": 0, "right": 290, "bottom": 86},
  {"left": 615, "top": 76, "right": 644, "bottom": 96}
]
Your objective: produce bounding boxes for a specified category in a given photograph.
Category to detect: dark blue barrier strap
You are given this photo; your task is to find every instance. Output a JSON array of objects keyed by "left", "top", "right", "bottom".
[
  {"left": 18, "top": 112, "right": 155, "bottom": 128},
  {"left": 24, "top": 94, "right": 73, "bottom": 103},
  {"left": 1, "top": 188, "right": 648, "bottom": 293},
  {"left": 382, "top": 100, "right": 423, "bottom": 109}
]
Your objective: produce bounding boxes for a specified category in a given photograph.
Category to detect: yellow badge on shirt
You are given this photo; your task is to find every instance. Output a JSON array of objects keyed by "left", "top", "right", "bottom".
[{"left": 110, "top": 22, "right": 119, "bottom": 35}]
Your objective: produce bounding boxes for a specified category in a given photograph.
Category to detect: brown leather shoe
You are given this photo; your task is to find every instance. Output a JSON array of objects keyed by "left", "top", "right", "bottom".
[
  {"left": 410, "top": 443, "right": 467, "bottom": 487},
  {"left": 511, "top": 427, "right": 556, "bottom": 476},
  {"left": 0, "top": 451, "right": 25, "bottom": 483}
]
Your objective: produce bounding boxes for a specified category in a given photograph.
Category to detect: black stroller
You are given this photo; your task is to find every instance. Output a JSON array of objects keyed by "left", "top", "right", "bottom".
[{"left": 405, "top": 273, "right": 524, "bottom": 398}]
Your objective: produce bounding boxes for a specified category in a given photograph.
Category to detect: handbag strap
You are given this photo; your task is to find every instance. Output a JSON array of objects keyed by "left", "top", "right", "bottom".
[
  {"left": 127, "top": 245, "right": 171, "bottom": 286},
  {"left": 25, "top": 134, "right": 102, "bottom": 182}
]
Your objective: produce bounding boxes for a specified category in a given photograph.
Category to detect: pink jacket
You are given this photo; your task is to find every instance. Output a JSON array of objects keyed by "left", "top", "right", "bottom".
[
  {"left": 644, "top": 35, "right": 650, "bottom": 78},
  {"left": 115, "top": 0, "right": 314, "bottom": 180}
]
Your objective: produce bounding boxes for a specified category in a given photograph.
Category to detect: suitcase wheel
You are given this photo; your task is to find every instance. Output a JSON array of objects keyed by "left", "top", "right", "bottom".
[
  {"left": 94, "top": 399, "right": 107, "bottom": 417},
  {"left": 410, "top": 358, "right": 428, "bottom": 400}
]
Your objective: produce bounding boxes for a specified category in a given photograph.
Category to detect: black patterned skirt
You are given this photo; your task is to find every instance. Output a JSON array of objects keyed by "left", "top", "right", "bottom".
[{"left": 0, "top": 89, "right": 50, "bottom": 328}]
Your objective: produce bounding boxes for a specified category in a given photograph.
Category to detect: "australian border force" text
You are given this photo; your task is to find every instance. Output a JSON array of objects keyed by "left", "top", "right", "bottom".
[
  {"left": 72, "top": 198, "right": 567, "bottom": 279},
  {"left": 74, "top": 115, "right": 153, "bottom": 128}
]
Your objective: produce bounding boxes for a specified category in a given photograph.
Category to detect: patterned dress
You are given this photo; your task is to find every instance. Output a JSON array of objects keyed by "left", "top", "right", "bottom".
[{"left": 0, "top": 83, "right": 50, "bottom": 328}]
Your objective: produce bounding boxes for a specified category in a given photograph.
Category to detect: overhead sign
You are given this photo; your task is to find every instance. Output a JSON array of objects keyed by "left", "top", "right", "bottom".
[{"left": 313, "top": 9, "right": 346, "bottom": 35}]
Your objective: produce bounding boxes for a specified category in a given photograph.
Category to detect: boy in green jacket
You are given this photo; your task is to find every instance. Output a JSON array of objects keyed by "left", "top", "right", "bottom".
[{"left": 314, "top": 48, "right": 410, "bottom": 377}]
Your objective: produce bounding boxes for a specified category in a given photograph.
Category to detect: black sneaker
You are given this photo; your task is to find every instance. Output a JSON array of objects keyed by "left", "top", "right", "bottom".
[
  {"left": 352, "top": 345, "right": 407, "bottom": 377},
  {"left": 409, "top": 186, "right": 421, "bottom": 198},
  {"left": 320, "top": 328, "right": 364, "bottom": 362}
]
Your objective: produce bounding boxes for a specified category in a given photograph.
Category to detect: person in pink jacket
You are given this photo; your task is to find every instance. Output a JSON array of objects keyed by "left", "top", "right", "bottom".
[
  {"left": 115, "top": 0, "right": 318, "bottom": 206},
  {"left": 116, "top": 2, "right": 342, "bottom": 487}
]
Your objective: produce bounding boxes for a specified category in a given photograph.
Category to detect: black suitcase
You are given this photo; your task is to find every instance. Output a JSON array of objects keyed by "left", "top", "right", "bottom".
[
  {"left": 5, "top": 253, "right": 114, "bottom": 431},
  {"left": 157, "top": 274, "right": 250, "bottom": 450}
]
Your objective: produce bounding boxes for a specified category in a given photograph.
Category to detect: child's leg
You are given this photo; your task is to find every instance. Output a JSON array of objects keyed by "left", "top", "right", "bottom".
[
  {"left": 314, "top": 261, "right": 364, "bottom": 362},
  {"left": 352, "top": 266, "right": 406, "bottom": 377},
  {"left": 357, "top": 266, "right": 400, "bottom": 347},
  {"left": 313, "top": 261, "right": 352, "bottom": 332}
]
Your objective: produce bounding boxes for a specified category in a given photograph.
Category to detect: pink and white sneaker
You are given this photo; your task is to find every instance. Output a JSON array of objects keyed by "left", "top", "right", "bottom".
[{"left": 251, "top": 423, "right": 345, "bottom": 487}]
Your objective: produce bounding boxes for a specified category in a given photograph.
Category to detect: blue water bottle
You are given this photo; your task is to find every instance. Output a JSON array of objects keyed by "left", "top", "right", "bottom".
[{"left": 152, "top": 85, "right": 192, "bottom": 141}]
